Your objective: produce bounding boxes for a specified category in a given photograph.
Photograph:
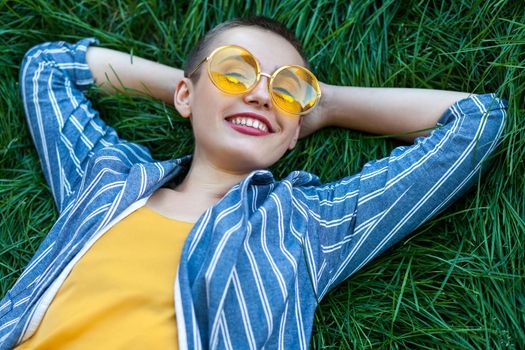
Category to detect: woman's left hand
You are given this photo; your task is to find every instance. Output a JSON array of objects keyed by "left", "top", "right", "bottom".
[{"left": 298, "top": 82, "right": 331, "bottom": 139}]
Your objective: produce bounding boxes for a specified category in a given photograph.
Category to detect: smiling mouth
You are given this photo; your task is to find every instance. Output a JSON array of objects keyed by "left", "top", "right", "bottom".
[
  {"left": 225, "top": 117, "right": 270, "bottom": 136},
  {"left": 224, "top": 112, "right": 276, "bottom": 136},
  {"left": 226, "top": 115, "right": 269, "bottom": 131}
]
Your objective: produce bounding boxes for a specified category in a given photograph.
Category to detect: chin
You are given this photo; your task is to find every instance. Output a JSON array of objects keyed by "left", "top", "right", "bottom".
[
  {"left": 232, "top": 156, "right": 275, "bottom": 172},
  {"left": 223, "top": 151, "right": 279, "bottom": 173},
  {"left": 199, "top": 141, "right": 285, "bottom": 173}
]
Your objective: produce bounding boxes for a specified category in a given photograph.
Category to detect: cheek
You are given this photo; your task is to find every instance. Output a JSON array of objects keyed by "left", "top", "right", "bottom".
[
  {"left": 191, "top": 83, "right": 235, "bottom": 118},
  {"left": 282, "top": 118, "right": 301, "bottom": 135}
]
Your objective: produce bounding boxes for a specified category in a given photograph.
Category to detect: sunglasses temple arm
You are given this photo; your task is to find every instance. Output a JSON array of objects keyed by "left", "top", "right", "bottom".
[{"left": 187, "top": 57, "right": 208, "bottom": 78}]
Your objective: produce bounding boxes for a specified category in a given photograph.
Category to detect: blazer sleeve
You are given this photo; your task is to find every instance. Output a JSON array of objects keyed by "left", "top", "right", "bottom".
[
  {"left": 296, "top": 94, "right": 507, "bottom": 299},
  {"left": 19, "top": 38, "right": 153, "bottom": 213}
]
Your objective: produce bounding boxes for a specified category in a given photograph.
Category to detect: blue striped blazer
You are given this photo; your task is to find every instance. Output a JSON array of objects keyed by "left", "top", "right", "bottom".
[{"left": 0, "top": 38, "right": 507, "bottom": 349}]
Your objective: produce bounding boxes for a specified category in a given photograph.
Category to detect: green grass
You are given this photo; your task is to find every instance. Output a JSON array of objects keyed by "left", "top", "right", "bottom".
[{"left": 1, "top": 0, "right": 524, "bottom": 348}]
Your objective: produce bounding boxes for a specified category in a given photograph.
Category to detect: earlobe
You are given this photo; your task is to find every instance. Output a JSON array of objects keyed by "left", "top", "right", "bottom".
[{"left": 174, "top": 78, "right": 193, "bottom": 119}]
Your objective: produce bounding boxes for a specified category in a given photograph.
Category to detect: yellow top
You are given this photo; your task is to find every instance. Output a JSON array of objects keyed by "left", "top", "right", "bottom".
[{"left": 16, "top": 206, "right": 193, "bottom": 350}]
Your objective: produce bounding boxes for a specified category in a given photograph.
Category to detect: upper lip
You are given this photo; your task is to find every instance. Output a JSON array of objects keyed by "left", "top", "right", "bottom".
[{"left": 225, "top": 112, "right": 274, "bottom": 133}]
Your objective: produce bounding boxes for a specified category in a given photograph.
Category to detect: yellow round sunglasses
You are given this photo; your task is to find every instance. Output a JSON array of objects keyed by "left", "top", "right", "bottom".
[{"left": 187, "top": 45, "right": 322, "bottom": 116}]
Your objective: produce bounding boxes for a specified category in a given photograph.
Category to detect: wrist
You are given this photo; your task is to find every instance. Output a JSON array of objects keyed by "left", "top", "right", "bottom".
[{"left": 318, "top": 82, "right": 334, "bottom": 128}]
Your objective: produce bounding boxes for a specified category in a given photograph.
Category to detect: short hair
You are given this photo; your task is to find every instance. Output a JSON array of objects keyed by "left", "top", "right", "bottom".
[{"left": 184, "top": 16, "right": 309, "bottom": 83}]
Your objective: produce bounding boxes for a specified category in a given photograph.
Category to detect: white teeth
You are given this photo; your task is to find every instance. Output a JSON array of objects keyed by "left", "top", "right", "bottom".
[{"left": 228, "top": 116, "right": 269, "bottom": 132}]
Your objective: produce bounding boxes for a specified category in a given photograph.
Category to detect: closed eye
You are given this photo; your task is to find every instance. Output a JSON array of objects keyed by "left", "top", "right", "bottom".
[
  {"left": 273, "top": 86, "right": 293, "bottom": 97},
  {"left": 226, "top": 72, "right": 245, "bottom": 78}
]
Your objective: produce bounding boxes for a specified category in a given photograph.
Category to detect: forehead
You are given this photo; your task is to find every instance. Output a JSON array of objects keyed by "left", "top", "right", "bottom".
[{"left": 209, "top": 26, "right": 305, "bottom": 71}]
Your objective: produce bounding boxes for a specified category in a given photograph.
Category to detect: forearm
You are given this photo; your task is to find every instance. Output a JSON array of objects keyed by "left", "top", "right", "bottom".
[
  {"left": 85, "top": 46, "right": 184, "bottom": 105},
  {"left": 322, "top": 85, "right": 472, "bottom": 141}
]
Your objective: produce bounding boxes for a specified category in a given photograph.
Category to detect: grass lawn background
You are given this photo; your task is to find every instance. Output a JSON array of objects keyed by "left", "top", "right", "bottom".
[{"left": 1, "top": 0, "right": 523, "bottom": 348}]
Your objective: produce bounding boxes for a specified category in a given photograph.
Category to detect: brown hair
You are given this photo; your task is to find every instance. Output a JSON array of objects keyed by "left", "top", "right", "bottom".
[{"left": 184, "top": 16, "right": 309, "bottom": 82}]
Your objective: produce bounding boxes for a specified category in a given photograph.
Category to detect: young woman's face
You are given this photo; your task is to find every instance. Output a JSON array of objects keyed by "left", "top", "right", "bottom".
[{"left": 175, "top": 26, "right": 306, "bottom": 174}]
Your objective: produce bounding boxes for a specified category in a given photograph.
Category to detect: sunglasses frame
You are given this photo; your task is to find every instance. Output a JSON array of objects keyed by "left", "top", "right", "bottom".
[{"left": 187, "top": 45, "right": 322, "bottom": 116}]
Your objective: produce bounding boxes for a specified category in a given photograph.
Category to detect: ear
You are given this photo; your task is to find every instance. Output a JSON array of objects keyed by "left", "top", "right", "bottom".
[
  {"left": 287, "top": 119, "right": 302, "bottom": 150},
  {"left": 174, "top": 78, "right": 193, "bottom": 119}
]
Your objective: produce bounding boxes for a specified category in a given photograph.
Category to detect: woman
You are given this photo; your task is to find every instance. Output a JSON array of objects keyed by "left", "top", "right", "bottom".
[{"left": 1, "top": 16, "right": 506, "bottom": 349}]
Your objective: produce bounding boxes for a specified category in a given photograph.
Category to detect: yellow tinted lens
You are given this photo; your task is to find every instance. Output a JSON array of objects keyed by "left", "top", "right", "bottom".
[
  {"left": 271, "top": 67, "right": 319, "bottom": 115},
  {"left": 209, "top": 47, "right": 258, "bottom": 94}
]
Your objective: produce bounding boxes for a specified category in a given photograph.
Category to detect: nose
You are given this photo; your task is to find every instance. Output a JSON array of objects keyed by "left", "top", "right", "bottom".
[{"left": 243, "top": 74, "right": 272, "bottom": 110}]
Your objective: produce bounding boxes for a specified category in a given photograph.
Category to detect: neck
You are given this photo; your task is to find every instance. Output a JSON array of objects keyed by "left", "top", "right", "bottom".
[{"left": 175, "top": 153, "right": 248, "bottom": 204}]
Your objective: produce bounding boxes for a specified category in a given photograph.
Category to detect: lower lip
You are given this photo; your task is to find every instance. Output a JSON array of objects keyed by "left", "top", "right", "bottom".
[{"left": 226, "top": 120, "right": 270, "bottom": 136}]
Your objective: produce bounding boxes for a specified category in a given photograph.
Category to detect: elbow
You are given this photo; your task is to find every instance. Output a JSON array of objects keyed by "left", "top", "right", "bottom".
[
  {"left": 454, "top": 94, "right": 507, "bottom": 149},
  {"left": 464, "top": 94, "right": 507, "bottom": 170},
  {"left": 19, "top": 42, "right": 57, "bottom": 86},
  {"left": 448, "top": 95, "right": 507, "bottom": 184},
  {"left": 21, "top": 41, "right": 58, "bottom": 66},
  {"left": 440, "top": 94, "right": 507, "bottom": 172},
  {"left": 479, "top": 94, "right": 507, "bottom": 148},
  {"left": 20, "top": 38, "right": 98, "bottom": 94},
  {"left": 20, "top": 41, "right": 72, "bottom": 73}
]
